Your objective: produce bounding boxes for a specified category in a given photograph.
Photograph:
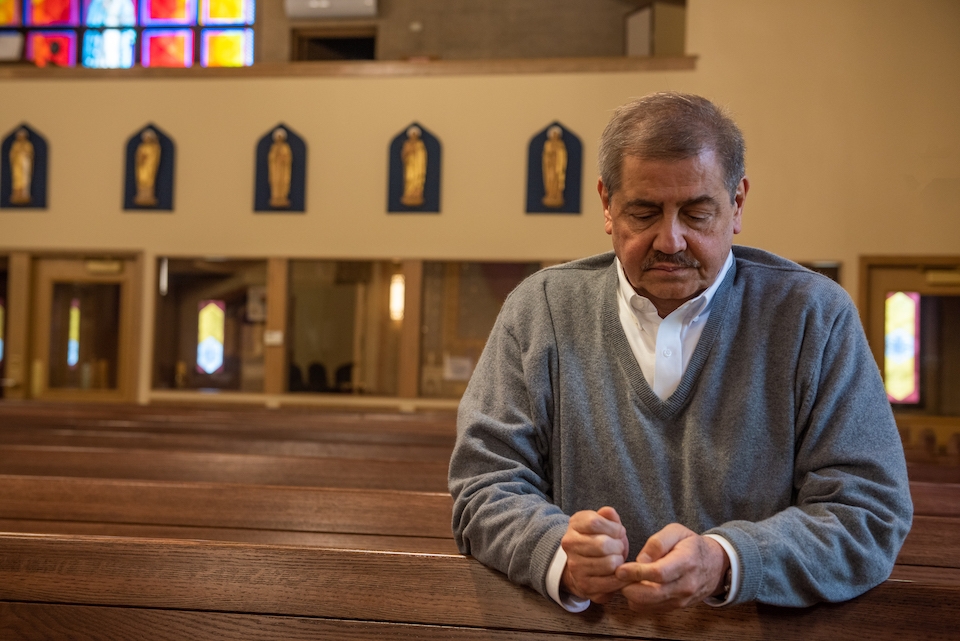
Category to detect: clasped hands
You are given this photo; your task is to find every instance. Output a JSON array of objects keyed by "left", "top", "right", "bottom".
[{"left": 560, "top": 506, "right": 729, "bottom": 612}]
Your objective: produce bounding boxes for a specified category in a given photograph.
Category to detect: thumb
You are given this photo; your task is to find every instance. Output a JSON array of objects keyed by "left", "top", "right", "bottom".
[{"left": 597, "top": 506, "right": 622, "bottom": 524}]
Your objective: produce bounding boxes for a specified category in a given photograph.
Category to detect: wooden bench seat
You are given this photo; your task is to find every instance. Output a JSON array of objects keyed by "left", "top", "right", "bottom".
[
  {"left": 0, "top": 473, "right": 955, "bottom": 573},
  {"left": 0, "top": 425, "right": 454, "bottom": 461},
  {"left": 0, "top": 401, "right": 458, "bottom": 440},
  {"left": 0, "top": 445, "right": 449, "bottom": 491},
  {"left": 0, "top": 474, "right": 452, "bottom": 538},
  {"left": 1, "top": 532, "right": 959, "bottom": 640},
  {"left": 0, "top": 519, "right": 459, "bottom": 554}
]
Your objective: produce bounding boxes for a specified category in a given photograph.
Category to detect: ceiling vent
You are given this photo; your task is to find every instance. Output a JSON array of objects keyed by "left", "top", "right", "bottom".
[{"left": 285, "top": 0, "right": 377, "bottom": 19}]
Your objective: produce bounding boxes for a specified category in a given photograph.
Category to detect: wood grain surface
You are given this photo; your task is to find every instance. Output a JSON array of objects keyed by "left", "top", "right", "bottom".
[
  {"left": 0, "top": 603, "right": 617, "bottom": 641},
  {"left": 0, "top": 475, "right": 452, "bottom": 537},
  {"left": 2, "top": 533, "right": 959, "bottom": 641},
  {"left": 0, "top": 446, "right": 448, "bottom": 491}
]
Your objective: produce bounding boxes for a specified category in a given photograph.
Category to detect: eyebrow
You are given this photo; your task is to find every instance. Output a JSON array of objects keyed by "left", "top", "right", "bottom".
[{"left": 622, "top": 195, "right": 720, "bottom": 209}]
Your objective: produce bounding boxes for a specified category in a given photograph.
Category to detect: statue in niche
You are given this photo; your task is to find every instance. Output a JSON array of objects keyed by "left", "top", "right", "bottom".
[
  {"left": 9, "top": 129, "right": 35, "bottom": 205},
  {"left": 134, "top": 128, "right": 161, "bottom": 206},
  {"left": 401, "top": 125, "right": 427, "bottom": 207},
  {"left": 541, "top": 125, "right": 567, "bottom": 208},
  {"left": 267, "top": 128, "right": 292, "bottom": 208}
]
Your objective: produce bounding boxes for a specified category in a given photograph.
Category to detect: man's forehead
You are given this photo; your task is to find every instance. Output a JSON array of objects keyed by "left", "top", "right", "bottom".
[{"left": 619, "top": 151, "right": 724, "bottom": 190}]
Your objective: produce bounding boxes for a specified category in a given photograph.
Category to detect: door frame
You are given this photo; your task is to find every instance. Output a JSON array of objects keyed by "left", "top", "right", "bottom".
[{"left": 30, "top": 255, "right": 142, "bottom": 402}]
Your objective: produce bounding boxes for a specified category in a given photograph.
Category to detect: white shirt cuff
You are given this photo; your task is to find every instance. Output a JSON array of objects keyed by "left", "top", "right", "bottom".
[
  {"left": 546, "top": 543, "right": 591, "bottom": 612},
  {"left": 702, "top": 534, "right": 741, "bottom": 606}
]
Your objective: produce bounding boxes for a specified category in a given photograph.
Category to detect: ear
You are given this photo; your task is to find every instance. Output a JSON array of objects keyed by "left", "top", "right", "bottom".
[
  {"left": 732, "top": 176, "right": 748, "bottom": 235},
  {"left": 599, "top": 179, "right": 613, "bottom": 236}
]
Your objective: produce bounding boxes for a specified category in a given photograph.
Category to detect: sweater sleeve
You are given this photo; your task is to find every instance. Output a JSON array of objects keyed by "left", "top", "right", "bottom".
[
  {"left": 706, "top": 296, "right": 914, "bottom": 607},
  {"left": 448, "top": 283, "right": 570, "bottom": 600}
]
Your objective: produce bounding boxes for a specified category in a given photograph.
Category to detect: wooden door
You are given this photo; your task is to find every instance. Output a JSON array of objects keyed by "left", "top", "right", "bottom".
[{"left": 30, "top": 257, "right": 140, "bottom": 402}]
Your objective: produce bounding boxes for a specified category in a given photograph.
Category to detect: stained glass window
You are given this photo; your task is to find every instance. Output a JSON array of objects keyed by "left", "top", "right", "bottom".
[
  {"left": 142, "top": 27, "right": 190, "bottom": 66},
  {"left": 25, "top": 0, "right": 80, "bottom": 26},
  {"left": 0, "top": 0, "right": 22, "bottom": 27},
  {"left": 200, "top": 0, "right": 252, "bottom": 25},
  {"left": 140, "top": 0, "right": 195, "bottom": 26},
  {"left": 25, "top": 29, "right": 76, "bottom": 65},
  {"left": 199, "top": 26, "right": 248, "bottom": 66},
  {"left": 0, "top": 0, "right": 254, "bottom": 66},
  {"left": 83, "top": 0, "right": 134, "bottom": 26},
  {"left": 196, "top": 299, "right": 225, "bottom": 375},
  {"left": 67, "top": 297, "right": 80, "bottom": 368},
  {"left": 884, "top": 291, "right": 921, "bottom": 404},
  {"left": 82, "top": 27, "right": 134, "bottom": 66}
]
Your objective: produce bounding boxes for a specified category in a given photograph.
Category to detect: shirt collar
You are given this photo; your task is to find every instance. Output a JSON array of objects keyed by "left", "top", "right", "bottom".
[{"left": 615, "top": 250, "right": 734, "bottom": 322}]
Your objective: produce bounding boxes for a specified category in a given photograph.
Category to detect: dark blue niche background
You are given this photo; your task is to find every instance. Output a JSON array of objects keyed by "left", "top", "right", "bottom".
[
  {"left": 525, "top": 121, "right": 582, "bottom": 214},
  {"left": 1, "top": 124, "right": 48, "bottom": 210},
  {"left": 124, "top": 123, "right": 175, "bottom": 212},
  {"left": 387, "top": 122, "right": 441, "bottom": 213},
  {"left": 254, "top": 123, "right": 307, "bottom": 213}
]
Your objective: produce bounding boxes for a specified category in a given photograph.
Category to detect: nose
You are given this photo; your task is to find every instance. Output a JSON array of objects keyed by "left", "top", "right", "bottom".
[{"left": 652, "top": 214, "right": 687, "bottom": 255}]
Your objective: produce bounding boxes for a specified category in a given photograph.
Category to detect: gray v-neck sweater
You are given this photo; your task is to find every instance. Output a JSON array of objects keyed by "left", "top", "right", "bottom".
[{"left": 449, "top": 246, "right": 912, "bottom": 607}]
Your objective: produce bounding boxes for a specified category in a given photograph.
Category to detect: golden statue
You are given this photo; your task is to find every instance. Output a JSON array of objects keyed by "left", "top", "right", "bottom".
[
  {"left": 134, "top": 128, "right": 161, "bottom": 206},
  {"left": 400, "top": 125, "right": 427, "bottom": 207},
  {"left": 267, "top": 128, "right": 292, "bottom": 208},
  {"left": 541, "top": 126, "right": 567, "bottom": 208},
  {"left": 9, "top": 129, "right": 34, "bottom": 205}
]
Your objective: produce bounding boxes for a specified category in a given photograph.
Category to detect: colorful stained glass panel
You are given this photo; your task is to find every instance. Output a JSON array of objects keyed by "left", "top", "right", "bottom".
[
  {"left": 200, "top": 0, "right": 252, "bottom": 25},
  {"left": 25, "top": 0, "right": 80, "bottom": 25},
  {"left": 200, "top": 27, "right": 249, "bottom": 66},
  {"left": 884, "top": 291, "right": 921, "bottom": 404},
  {"left": 140, "top": 0, "right": 196, "bottom": 25},
  {"left": 196, "top": 300, "right": 225, "bottom": 374},
  {"left": 141, "top": 27, "right": 192, "bottom": 66},
  {"left": 82, "top": 28, "right": 135, "bottom": 67},
  {"left": 25, "top": 29, "right": 77, "bottom": 65},
  {"left": 67, "top": 297, "right": 80, "bottom": 368},
  {"left": 0, "top": 0, "right": 21, "bottom": 26},
  {"left": 83, "top": 0, "right": 135, "bottom": 26}
]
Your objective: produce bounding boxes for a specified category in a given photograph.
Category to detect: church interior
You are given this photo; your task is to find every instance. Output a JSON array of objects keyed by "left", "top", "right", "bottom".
[{"left": 1, "top": 0, "right": 959, "bottom": 638}]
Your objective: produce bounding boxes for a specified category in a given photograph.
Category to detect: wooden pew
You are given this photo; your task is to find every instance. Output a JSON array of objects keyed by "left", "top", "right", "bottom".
[
  {"left": 0, "top": 445, "right": 449, "bottom": 491},
  {"left": 1, "top": 532, "right": 959, "bottom": 640},
  {"left": 0, "top": 473, "right": 954, "bottom": 574},
  {"left": 0, "top": 474, "right": 452, "bottom": 537},
  {"left": 0, "top": 424, "right": 454, "bottom": 461},
  {"left": 0, "top": 401, "right": 458, "bottom": 443}
]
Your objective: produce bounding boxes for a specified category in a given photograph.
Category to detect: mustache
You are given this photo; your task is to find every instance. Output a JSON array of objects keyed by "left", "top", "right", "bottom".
[{"left": 641, "top": 251, "right": 701, "bottom": 270}]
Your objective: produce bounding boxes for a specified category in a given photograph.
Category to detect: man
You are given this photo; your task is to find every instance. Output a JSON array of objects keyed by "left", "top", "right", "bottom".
[{"left": 448, "top": 92, "right": 912, "bottom": 612}]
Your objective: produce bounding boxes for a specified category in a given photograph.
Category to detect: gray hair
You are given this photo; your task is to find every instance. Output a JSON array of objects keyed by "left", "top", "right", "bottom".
[{"left": 598, "top": 92, "right": 745, "bottom": 201}]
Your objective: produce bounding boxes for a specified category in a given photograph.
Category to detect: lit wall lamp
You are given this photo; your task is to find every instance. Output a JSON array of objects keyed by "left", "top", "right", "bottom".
[
  {"left": 159, "top": 257, "right": 169, "bottom": 296},
  {"left": 389, "top": 273, "right": 405, "bottom": 321}
]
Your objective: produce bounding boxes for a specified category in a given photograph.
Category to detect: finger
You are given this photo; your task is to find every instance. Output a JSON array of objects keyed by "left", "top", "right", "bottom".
[
  {"left": 596, "top": 506, "right": 630, "bottom": 560},
  {"left": 617, "top": 535, "right": 697, "bottom": 585},
  {"left": 596, "top": 505, "right": 622, "bottom": 524},
  {"left": 562, "top": 530, "right": 627, "bottom": 558},
  {"left": 635, "top": 522, "right": 694, "bottom": 563},
  {"left": 620, "top": 580, "right": 693, "bottom": 612},
  {"left": 615, "top": 556, "right": 685, "bottom": 585},
  {"left": 569, "top": 509, "right": 628, "bottom": 539}
]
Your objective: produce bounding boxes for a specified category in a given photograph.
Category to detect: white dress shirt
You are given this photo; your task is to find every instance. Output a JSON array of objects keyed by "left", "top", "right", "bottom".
[{"left": 546, "top": 251, "right": 741, "bottom": 611}]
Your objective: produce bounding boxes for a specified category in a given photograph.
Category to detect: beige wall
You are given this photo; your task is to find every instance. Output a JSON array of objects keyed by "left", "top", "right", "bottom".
[
  {"left": 261, "top": 0, "right": 647, "bottom": 63},
  {"left": 2, "top": 0, "right": 959, "bottom": 297}
]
